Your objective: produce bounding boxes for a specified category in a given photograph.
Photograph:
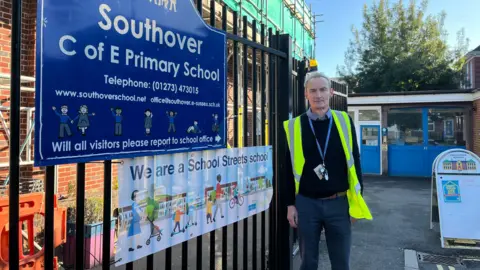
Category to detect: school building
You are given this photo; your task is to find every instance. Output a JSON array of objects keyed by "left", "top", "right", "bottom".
[
  {"left": 0, "top": 0, "right": 315, "bottom": 195},
  {"left": 348, "top": 88, "right": 480, "bottom": 177},
  {"left": 348, "top": 45, "right": 480, "bottom": 177}
]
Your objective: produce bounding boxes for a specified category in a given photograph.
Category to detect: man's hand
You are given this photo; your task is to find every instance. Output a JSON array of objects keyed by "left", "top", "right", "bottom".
[
  {"left": 287, "top": 206, "right": 298, "bottom": 228},
  {"left": 350, "top": 217, "right": 357, "bottom": 224}
]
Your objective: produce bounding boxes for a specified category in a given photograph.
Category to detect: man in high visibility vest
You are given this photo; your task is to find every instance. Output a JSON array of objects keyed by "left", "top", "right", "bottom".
[{"left": 284, "top": 67, "right": 372, "bottom": 270}]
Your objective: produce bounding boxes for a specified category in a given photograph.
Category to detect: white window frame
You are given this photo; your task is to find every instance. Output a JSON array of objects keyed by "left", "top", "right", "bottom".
[{"left": 444, "top": 119, "right": 454, "bottom": 138}]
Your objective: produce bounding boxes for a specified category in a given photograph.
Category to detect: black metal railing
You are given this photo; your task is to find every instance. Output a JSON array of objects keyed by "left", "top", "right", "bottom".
[
  {"left": 331, "top": 80, "right": 349, "bottom": 112},
  {"left": 5, "top": 0, "right": 348, "bottom": 269}
]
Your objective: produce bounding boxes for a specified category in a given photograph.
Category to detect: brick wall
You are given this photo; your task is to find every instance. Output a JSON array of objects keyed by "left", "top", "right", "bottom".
[
  {"left": 474, "top": 99, "right": 480, "bottom": 156},
  {"left": 55, "top": 162, "right": 119, "bottom": 195},
  {"left": 0, "top": 0, "right": 110, "bottom": 194}
]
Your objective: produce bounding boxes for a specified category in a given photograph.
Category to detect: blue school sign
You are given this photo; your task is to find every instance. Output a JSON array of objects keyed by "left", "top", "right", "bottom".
[{"left": 35, "top": 0, "right": 227, "bottom": 166}]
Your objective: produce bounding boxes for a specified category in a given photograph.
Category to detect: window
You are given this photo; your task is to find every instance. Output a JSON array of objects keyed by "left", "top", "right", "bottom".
[
  {"left": 428, "top": 122, "right": 435, "bottom": 132},
  {"left": 387, "top": 108, "right": 423, "bottom": 145},
  {"left": 362, "top": 127, "right": 379, "bottom": 146},
  {"left": 469, "top": 61, "right": 474, "bottom": 87},
  {"left": 348, "top": 111, "right": 355, "bottom": 122},
  {"left": 359, "top": 110, "right": 380, "bottom": 121},
  {"left": 465, "top": 61, "right": 471, "bottom": 88},
  {"left": 464, "top": 60, "right": 474, "bottom": 88},
  {"left": 428, "top": 108, "right": 465, "bottom": 146}
]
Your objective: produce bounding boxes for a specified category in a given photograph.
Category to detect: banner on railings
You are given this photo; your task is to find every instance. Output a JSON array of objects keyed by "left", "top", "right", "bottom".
[
  {"left": 115, "top": 146, "right": 274, "bottom": 265},
  {"left": 34, "top": 0, "right": 226, "bottom": 166}
]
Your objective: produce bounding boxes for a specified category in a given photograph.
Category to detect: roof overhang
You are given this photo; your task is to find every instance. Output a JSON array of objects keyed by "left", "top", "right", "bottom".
[
  {"left": 474, "top": 90, "right": 480, "bottom": 101},
  {"left": 348, "top": 90, "right": 478, "bottom": 105},
  {"left": 466, "top": 55, "right": 480, "bottom": 63}
]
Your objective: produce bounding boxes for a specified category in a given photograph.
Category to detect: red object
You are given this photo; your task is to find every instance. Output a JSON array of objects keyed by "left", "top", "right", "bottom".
[
  {"left": 0, "top": 192, "right": 66, "bottom": 269},
  {"left": 216, "top": 183, "right": 222, "bottom": 198}
]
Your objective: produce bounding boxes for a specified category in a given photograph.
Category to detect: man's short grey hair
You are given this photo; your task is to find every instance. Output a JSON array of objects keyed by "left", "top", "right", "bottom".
[{"left": 304, "top": 71, "right": 331, "bottom": 89}]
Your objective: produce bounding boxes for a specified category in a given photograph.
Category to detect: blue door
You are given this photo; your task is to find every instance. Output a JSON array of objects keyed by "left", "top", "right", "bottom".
[
  {"left": 360, "top": 125, "right": 381, "bottom": 174},
  {"left": 388, "top": 107, "right": 466, "bottom": 177}
]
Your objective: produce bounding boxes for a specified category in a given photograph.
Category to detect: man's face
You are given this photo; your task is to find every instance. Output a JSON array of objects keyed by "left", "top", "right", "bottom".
[
  {"left": 305, "top": 77, "right": 333, "bottom": 111},
  {"left": 116, "top": 109, "right": 122, "bottom": 115},
  {"left": 61, "top": 107, "right": 68, "bottom": 114}
]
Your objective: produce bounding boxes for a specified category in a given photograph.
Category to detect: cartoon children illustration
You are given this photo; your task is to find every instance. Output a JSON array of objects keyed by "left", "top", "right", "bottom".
[
  {"left": 213, "top": 174, "right": 224, "bottom": 222},
  {"left": 169, "top": 0, "right": 176, "bottom": 12},
  {"left": 111, "top": 107, "right": 123, "bottom": 136},
  {"left": 52, "top": 105, "right": 73, "bottom": 138},
  {"left": 206, "top": 198, "right": 213, "bottom": 224},
  {"left": 185, "top": 202, "right": 197, "bottom": 227},
  {"left": 71, "top": 105, "right": 95, "bottom": 136},
  {"left": 128, "top": 190, "right": 143, "bottom": 252},
  {"left": 212, "top": 114, "right": 220, "bottom": 133},
  {"left": 187, "top": 120, "right": 201, "bottom": 134},
  {"left": 232, "top": 184, "right": 239, "bottom": 204},
  {"left": 172, "top": 205, "right": 184, "bottom": 234},
  {"left": 162, "top": 0, "right": 169, "bottom": 9},
  {"left": 166, "top": 111, "right": 177, "bottom": 133},
  {"left": 144, "top": 109, "right": 153, "bottom": 135}
]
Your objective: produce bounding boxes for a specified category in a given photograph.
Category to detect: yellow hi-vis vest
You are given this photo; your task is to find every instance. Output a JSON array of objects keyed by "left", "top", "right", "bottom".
[{"left": 283, "top": 110, "right": 373, "bottom": 220}]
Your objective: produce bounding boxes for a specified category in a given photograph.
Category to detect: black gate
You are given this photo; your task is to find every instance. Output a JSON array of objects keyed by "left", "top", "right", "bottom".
[{"left": 5, "top": 0, "right": 347, "bottom": 269}]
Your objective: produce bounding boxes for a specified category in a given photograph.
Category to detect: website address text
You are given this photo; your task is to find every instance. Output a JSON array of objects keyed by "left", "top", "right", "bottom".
[{"left": 54, "top": 90, "right": 220, "bottom": 108}]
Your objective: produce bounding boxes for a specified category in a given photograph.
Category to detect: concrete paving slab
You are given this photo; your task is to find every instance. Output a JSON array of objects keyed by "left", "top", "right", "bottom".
[{"left": 405, "top": 249, "right": 419, "bottom": 269}]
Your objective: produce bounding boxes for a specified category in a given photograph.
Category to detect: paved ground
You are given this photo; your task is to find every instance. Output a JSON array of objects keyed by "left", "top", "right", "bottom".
[
  {"left": 68, "top": 176, "right": 479, "bottom": 269},
  {"left": 292, "top": 176, "right": 480, "bottom": 270}
]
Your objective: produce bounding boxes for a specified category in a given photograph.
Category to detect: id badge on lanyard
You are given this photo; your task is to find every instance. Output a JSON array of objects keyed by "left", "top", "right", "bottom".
[{"left": 309, "top": 116, "right": 333, "bottom": 181}]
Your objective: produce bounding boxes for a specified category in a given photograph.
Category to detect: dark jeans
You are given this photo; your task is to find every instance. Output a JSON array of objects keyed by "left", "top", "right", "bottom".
[{"left": 296, "top": 194, "right": 351, "bottom": 270}]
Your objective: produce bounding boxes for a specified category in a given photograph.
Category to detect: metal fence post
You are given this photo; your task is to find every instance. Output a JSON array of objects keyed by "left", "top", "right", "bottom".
[
  {"left": 270, "top": 33, "right": 293, "bottom": 270},
  {"left": 296, "top": 60, "right": 307, "bottom": 115},
  {"left": 8, "top": 0, "right": 22, "bottom": 267}
]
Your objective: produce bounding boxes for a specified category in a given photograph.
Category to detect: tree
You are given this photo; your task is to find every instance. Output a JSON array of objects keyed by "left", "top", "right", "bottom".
[{"left": 337, "top": 0, "right": 470, "bottom": 93}]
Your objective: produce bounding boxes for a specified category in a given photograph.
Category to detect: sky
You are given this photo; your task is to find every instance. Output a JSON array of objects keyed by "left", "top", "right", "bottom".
[{"left": 305, "top": 0, "right": 480, "bottom": 78}]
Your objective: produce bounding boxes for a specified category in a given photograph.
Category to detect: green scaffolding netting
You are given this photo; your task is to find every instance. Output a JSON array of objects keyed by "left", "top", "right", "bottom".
[{"left": 222, "top": 0, "right": 315, "bottom": 59}]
